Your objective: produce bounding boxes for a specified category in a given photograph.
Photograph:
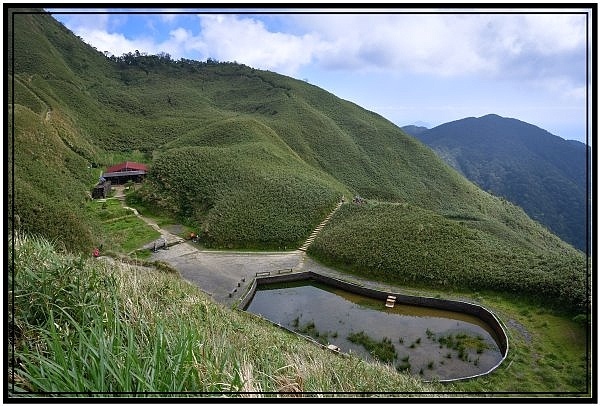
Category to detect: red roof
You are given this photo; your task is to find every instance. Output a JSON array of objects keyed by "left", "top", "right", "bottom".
[{"left": 105, "top": 161, "right": 148, "bottom": 173}]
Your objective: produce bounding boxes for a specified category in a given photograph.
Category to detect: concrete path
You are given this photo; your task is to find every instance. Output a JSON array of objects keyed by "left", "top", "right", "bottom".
[
  {"left": 116, "top": 194, "right": 356, "bottom": 306},
  {"left": 151, "top": 245, "right": 304, "bottom": 305}
]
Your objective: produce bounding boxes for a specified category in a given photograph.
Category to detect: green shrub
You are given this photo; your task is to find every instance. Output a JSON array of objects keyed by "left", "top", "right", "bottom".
[{"left": 137, "top": 144, "right": 346, "bottom": 249}]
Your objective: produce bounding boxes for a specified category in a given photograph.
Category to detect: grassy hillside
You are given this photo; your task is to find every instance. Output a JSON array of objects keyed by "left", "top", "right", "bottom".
[
  {"left": 137, "top": 142, "right": 346, "bottom": 249},
  {"left": 8, "top": 10, "right": 591, "bottom": 396},
  {"left": 309, "top": 201, "right": 587, "bottom": 313},
  {"left": 8, "top": 102, "right": 98, "bottom": 252},
  {"left": 9, "top": 234, "right": 589, "bottom": 396},
  {"left": 9, "top": 10, "right": 588, "bottom": 307},
  {"left": 9, "top": 233, "right": 438, "bottom": 394},
  {"left": 9, "top": 10, "right": 127, "bottom": 251}
]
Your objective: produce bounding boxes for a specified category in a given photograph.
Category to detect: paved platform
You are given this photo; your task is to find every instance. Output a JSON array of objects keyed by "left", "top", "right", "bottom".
[{"left": 150, "top": 244, "right": 304, "bottom": 305}]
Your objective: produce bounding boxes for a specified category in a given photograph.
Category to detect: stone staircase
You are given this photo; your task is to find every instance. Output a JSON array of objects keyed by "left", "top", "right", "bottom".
[{"left": 298, "top": 199, "right": 344, "bottom": 252}]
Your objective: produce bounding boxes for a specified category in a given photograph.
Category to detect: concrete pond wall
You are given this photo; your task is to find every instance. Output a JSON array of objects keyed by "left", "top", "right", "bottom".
[{"left": 238, "top": 270, "right": 509, "bottom": 383}]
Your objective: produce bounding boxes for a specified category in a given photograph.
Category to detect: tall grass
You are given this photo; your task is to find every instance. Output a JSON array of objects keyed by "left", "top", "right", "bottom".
[
  {"left": 12, "top": 11, "right": 583, "bottom": 260},
  {"left": 9, "top": 233, "right": 439, "bottom": 396},
  {"left": 137, "top": 143, "right": 347, "bottom": 250}
]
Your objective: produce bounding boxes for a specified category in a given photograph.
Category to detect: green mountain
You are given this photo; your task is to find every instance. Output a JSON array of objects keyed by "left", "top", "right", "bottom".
[
  {"left": 8, "top": 10, "right": 586, "bottom": 312},
  {"left": 403, "top": 114, "right": 589, "bottom": 252}
]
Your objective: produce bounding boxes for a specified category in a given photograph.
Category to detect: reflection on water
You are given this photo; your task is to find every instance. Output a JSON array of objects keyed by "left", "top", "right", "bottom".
[{"left": 246, "top": 280, "right": 503, "bottom": 380}]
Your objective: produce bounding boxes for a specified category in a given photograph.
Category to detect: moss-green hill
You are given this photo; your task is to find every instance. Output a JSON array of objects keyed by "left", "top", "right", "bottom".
[
  {"left": 309, "top": 201, "right": 587, "bottom": 312},
  {"left": 9, "top": 10, "right": 587, "bottom": 312},
  {"left": 138, "top": 142, "right": 346, "bottom": 249}
]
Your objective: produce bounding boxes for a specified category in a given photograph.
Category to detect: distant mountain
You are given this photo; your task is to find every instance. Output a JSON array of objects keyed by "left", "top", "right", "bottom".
[
  {"left": 401, "top": 125, "right": 429, "bottom": 137},
  {"left": 405, "top": 114, "right": 589, "bottom": 252}
]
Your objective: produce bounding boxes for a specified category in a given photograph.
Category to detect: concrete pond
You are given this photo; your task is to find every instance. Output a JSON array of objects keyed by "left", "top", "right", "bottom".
[
  {"left": 243, "top": 276, "right": 506, "bottom": 381},
  {"left": 150, "top": 242, "right": 508, "bottom": 382}
]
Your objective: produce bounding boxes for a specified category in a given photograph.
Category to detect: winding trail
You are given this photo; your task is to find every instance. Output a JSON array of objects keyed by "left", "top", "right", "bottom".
[{"left": 112, "top": 185, "right": 186, "bottom": 253}]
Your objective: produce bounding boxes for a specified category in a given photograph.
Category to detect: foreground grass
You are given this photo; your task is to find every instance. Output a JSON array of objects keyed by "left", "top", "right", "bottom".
[
  {"left": 456, "top": 293, "right": 589, "bottom": 393},
  {"left": 395, "top": 284, "right": 588, "bottom": 394},
  {"left": 9, "top": 234, "right": 440, "bottom": 396},
  {"left": 302, "top": 257, "right": 589, "bottom": 395}
]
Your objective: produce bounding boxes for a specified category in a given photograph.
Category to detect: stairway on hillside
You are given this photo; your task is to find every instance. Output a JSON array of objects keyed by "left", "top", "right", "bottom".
[{"left": 298, "top": 199, "right": 344, "bottom": 252}]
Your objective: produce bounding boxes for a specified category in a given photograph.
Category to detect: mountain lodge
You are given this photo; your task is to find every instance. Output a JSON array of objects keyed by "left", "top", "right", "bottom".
[{"left": 101, "top": 161, "right": 148, "bottom": 185}]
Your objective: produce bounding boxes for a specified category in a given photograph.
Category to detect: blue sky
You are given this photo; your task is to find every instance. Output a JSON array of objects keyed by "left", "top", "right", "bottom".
[{"left": 48, "top": 7, "right": 591, "bottom": 143}]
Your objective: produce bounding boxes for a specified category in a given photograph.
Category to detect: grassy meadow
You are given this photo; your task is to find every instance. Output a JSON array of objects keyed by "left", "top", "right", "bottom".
[
  {"left": 309, "top": 201, "right": 587, "bottom": 313},
  {"left": 9, "top": 234, "right": 589, "bottom": 396},
  {"left": 84, "top": 198, "right": 160, "bottom": 254}
]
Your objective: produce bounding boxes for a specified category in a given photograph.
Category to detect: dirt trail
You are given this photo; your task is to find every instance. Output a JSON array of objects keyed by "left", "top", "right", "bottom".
[
  {"left": 298, "top": 199, "right": 344, "bottom": 252},
  {"left": 112, "top": 185, "right": 187, "bottom": 252}
]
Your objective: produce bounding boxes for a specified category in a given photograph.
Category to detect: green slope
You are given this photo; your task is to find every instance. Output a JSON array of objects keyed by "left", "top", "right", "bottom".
[
  {"left": 9, "top": 10, "right": 588, "bottom": 312},
  {"left": 406, "top": 114, "right": 588, "bottom": 252},
  {"left": 10, "top": 233, "right": 438, "bottom": 393},
  {"left": 8, "top": 101, "right": 98, "bottom": 252},
  {"left": 138, "top": 142, "right": 347, "bottom": 249},
  {"left": 309, "top": 201, "right": 587, "bottom": 312}
]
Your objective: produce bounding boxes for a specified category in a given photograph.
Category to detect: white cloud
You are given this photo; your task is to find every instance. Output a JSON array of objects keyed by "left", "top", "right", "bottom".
[
  {"left": 53, "top": 12, "right": 112, "bottom": 33},
  {"left": 153, "top": 27, "right": 206, "bottom": 60},
  {"left": 289, "top": 13, "right": 586, "bottom": 79},
  {"left": 53, "top": 11, "right": 587, "bottom": 84},
  {"left": 74, "top": 29, "right": 155, "bottom": 56},
  {"left": 46, "top": 9, "right": 589, "bottom": 143},
  {"left": 530, "top": 76, "right": 587, "bottom": 102},
  {"left": 195, "top": 14, "right": 322, "bottom": 75},
  {"left": 521, "top": 14, "right": 586, "bottom": 54},
  {"left": 160, "top": 13, "right": 178, "bottom": 23}
]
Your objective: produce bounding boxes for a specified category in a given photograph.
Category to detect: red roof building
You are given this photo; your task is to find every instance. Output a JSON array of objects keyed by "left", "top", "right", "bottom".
[
  {"left": 105, "top": 161, "right": 148, "bottom": 173},
  {"left": 102, "top": 161, "right": 148, "bottom": 184}
]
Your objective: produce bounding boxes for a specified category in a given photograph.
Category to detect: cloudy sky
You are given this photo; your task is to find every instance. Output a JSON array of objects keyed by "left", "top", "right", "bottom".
[{"left": 48, "top": 6, "right": 591, "bottom": 143}]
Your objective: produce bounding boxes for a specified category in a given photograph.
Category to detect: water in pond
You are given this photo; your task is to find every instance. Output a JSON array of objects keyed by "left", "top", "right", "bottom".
[{"left": 246, "top": 280, "right": 503, "bottom": 380}]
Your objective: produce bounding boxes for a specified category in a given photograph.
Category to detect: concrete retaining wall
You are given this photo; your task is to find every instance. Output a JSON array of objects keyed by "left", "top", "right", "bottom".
[{"left": 239, "top": 270, "right": 509, "bottom": 382}]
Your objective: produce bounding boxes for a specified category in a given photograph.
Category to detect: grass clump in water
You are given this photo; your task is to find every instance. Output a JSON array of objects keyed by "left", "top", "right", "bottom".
[
  {"left": 293, "top": 319, "right": 337, "bottom": 346},
  {"left": 347, "top": 331, "right": 397, "bottom": 364},
  {"left": 437, "top": 332, "right": 489, "bottom": 363}
]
